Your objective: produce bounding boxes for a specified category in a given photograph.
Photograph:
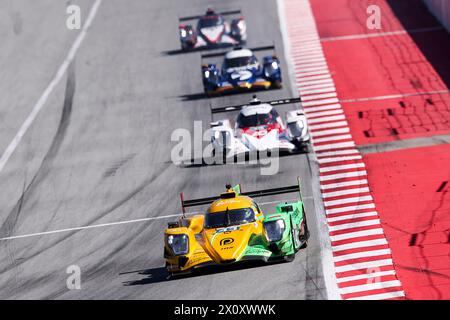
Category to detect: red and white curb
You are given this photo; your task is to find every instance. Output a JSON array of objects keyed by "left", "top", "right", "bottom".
[{"left": 282, "top": 0, "right": 405, "bottom": 300}]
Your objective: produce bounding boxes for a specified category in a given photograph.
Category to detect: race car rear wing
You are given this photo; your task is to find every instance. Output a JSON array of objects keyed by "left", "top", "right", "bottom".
[
  {"left": 179, "top": 9, "right": 242, "bottom": 22},
  {"left": 201, "top": 45, "right": 276, "bottom": 60},
  {"left": 210, "top": 97, "right": 302, "bottom": 115},
  {"left": 180, "top": 178, "right": 304, "bottom": 215}
]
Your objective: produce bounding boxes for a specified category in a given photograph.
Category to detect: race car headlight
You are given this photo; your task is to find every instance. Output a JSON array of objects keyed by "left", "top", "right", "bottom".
[
  {"left": 167, "top": 234, "right": 189, "bottom": 255},
  {"left": 263, "top": 219, "right": 285, "bottom": 243},
  {"left": 180, "top": 29, "right": 187, "bottom": 38},
  {"left": 204, "top": 70, "right": 210, "bottom": 78}
]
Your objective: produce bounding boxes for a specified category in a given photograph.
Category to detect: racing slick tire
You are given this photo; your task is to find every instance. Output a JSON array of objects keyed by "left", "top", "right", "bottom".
[{"left": 271, "top": 79, "right": 282, "bottom": 89}]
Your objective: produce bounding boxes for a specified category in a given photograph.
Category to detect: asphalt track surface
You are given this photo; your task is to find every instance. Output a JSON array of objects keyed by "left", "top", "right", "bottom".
[{"left": 0, "top": 0, "right": 329, "bottom": 299}]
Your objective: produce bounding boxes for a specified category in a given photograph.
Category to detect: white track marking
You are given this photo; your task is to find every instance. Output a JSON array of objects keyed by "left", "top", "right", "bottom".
[
  {"left": 303, "top": 103, "right": 341, "bottom": 113},
  {"left": 339, "top": 280, "right": 402, "bottom": 295},
  {"left": 326, "top": 203, "right": 376, "bottom": 215},
  {"left": 303, "top": 98, "right": 340, "bottom": 107},
  {"left": 330, "top": 227, "right": 383, "bottom": 242},
  {"left": 316, "top": 149, "right": 360, "bottom": 157},
  {"left": 340, "top": 89, "right": 450, "bottom": 103},
  {"left": 318, "top": 155, "right": 362, "bottom": 164},
  {"left": 307, "top": 109, "right": 344, "bottom": 118},
  {"left": 333, "top": 248, "right": 391, "bottom": 262},
  {"left": 322, "top": 187, "right": 370, "bottom": 198},
  {"left": 308, "top": 115, "right": 346, "bottom": 124},
  {"left": 314, "top": 141, "right": 355, "bottom": 151},
  {"left": 295, "top": 61, "right": 327, "bottom": 68},
  {"left": 324, "top": 196, "right": 373, "bottom": 208},
  {"left": 332, "top": 238, "right": 387, "bottom": 251},
  {"left": 297, "top": 69, "right": 330, "bottom": 78},
  {"left": 320, "top": 179, "right": 368, "bottom": 190},
  {"left": 0, "top": 213, "right": 183, "bottom": 241},
  {"left": 309, "top": 121, "right": 349, "bottom": 131},
  {"left": 0, "top": 0, "right": 103, "bottom": 175},
  {"left": 297, "top": 77, "right": 333, "bottom": 87},
  {"left": 328, "top": 218, "right": 379, "bottom": 231},
  {"left": 314, "top": 134, "right": 352, "bottom": 143},
  {"left": 300, "top": 86, "right": 336, "bottom": 95},
  {"left": 301, "top": 92, "right": 337, "bottom": 101},
  {"left": 0, "top": 198, "right": 293, "bottom": 241},
  {"left": 336, "top": 270, "right": 396, "bottom": 283},
  {"left": 346, "top": 291, "right": 405, "bottom": 300},
  {"left": 335, "top": 259, "right": 393, "bottom": 273},
  {"left": 327, "top": 211, "right": 378, "bottom": 223},
  {"left": 319, "top": 163, "right": 365, "bottom": 173},
  {"left": 321, "top": 27, "right": 443, "bottom": 42}
]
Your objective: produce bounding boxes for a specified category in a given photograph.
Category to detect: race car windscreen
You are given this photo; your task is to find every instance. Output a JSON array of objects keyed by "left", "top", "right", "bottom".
[
  {"left": 204, "top": 208, "right": 255, "bottom": 229},
  {"left": 198, "top": 15, "right": 224, "bottom": 28},
  {"left": 237, "top": 109, "right": 280, "bottom": 128},
  {"left": 224, "top": 55, "right": 257, "bottom": 69}
]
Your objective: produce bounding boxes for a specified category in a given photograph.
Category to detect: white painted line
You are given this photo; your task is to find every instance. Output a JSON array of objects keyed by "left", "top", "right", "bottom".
[
  {"left": 333, "top": 248, "right": 391, "bottom": 262},
  {"left": 314, "top": 134, "right": 352, "bottom": 144},
  {"left": 325, "top": 196, "right": 373, "bottom": 208},
  {"left": 320, "top": 179, "right": 368, "bottom": 190},
  {"left": 335, "top": 259, "right": 393, "bottom": 273},
  {"left": 336, "top": 270, "right": 396, "bottom": 283},
  {"left": 322, "top": 187, "right": 370, "bottom": 198},
  {"left": 340, "top": 89, "right": 450, "bottom": 103},
  {"left": 328, "top": 218, "right": 379, "bottom": 231},
  {"left": 293, "top": 56, "right": 327, "bottom": 65},
  {"left": 295, "top": 61, "right": 327, "bottom": 69},
  {"left": 298, "top": 80, "right": 333, "bottom": 90},
  {"left": 303, "top": 103, "right": 341, "bottom": 113},
  {"left": 316, "top": 149, "right": 359, "bottom": 158},
  {"left": 339, "top": 280, "right": 401, "bottom": 295},
  {"left": 327, "top": 211, "right": 378, "bottom": 223},
  {"left": 320, "top": 170, "right": 367, "bottom": 182},
  {"left": 321, "top": 27, "right": 443, "bottom": 42},
  {"left": 330, "top": 227, "right": 383, "bottom": 242},
  {"left": 309, "top": 121, "right": 349, "bottom": 130},
  {"left": 318, "top": 155, "right": 362, "bottom": 164},
  {"left": 302, "top": 92, "right": 337, "bottom": 101},
  {"left": 297, "top": 77, "right": 333, "bottom": 87},
  {"left": 320, "top": 162, "right": 365, "bottom": 173},
  {"left": 0, "top": 213, "right": 185, "bottom": 241},
  {"left": 326, "top": 203, "right": 376, "bottom": 215},
  {"left": 296, "top": 65, "right": 330, "bottom": 74},
  {"left": 346, "top": 290, "right": 405, "bottom": 300},
  {"left": 308, "top": 115, "right": 346, "bottom": 124},
  {"left": 314, "top": 141, "right": 356, "bottom": 152},
  {"left": 300, "top": 86, "right": 336, "bottom": 95},
  {"left": 307, "top": 109, "right": 343, "bottom": 118},
  {"left": 297, "top": 69, "right": 330, "bottom": 78},
  {"left": 332, "top": 238, "right": 387, "bottom": 251},
  {"left": 0, "top": 0, "right": 103, "bottom": 175},
  {"left": 303, "top": 98, "right": 340, "bottom": 107}
]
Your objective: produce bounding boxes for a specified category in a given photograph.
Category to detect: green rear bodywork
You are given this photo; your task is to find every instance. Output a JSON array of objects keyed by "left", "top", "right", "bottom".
[{"left": 240, "top": 201, "right": 306, "bottom": 261}]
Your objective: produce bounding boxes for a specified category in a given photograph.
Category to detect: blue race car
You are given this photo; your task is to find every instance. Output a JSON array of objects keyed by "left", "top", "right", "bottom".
[{"left": 201, "top": 45, "right": 282, "bottom": 96}]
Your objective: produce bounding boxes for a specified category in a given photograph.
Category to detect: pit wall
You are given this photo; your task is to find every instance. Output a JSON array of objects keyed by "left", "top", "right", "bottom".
[{"left": 424, "top": 0, "right": 450, "bottom": 31}]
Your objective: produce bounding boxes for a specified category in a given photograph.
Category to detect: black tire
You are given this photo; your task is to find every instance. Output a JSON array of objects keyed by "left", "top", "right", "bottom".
[{"left": 271, "top": 79, "right": 282, "bottom": 89}]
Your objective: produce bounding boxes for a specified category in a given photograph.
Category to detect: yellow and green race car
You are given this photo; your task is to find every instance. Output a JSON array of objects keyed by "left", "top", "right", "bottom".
[{"left": 164, "top": 180, "right": 309, "bottom": 275}]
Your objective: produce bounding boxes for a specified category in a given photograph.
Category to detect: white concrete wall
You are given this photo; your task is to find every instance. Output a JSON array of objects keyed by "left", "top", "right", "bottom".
[{"left": 423, "top": 0, "right": 450, "bottom": 32}]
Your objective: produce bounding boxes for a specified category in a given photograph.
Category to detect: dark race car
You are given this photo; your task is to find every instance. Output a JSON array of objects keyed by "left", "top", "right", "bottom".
[{"left": 178, "top": 8, "right": 246, "bottom": 51}]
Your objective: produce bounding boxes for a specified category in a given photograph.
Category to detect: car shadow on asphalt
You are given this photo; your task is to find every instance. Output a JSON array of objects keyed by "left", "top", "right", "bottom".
[
  {"left": 120, "top": 260, "right": 282, "bottom": 286},
  {"left": 178, "top": 87, "right": 283, "bottom": 102}
]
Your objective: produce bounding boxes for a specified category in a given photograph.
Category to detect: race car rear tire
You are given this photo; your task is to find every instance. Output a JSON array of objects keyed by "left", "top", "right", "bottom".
[{"left": 271, "top": 80, "right": 282, "bottom": 89}]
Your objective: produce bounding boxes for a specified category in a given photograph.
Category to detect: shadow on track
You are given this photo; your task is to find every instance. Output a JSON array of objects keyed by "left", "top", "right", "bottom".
[
  {"left": 387, "top": 0, "right": 450, "bottom": 88},
  {"left": 120, "top": 260, "right": 284, "bottom": 286}
]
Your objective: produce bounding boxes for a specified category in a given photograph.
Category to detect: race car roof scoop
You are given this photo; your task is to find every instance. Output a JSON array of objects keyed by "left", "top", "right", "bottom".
[
  {"left": 249, "top": 95, "right": 261, "bottom": 105},
  {"left": 220, "top": 191, "right": 237, "bottom": 199}
]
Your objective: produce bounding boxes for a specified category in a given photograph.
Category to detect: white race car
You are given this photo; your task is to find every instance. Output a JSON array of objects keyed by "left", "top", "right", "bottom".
[{"left": 210, "top": 96, "right": 310, "bottom": 159}]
